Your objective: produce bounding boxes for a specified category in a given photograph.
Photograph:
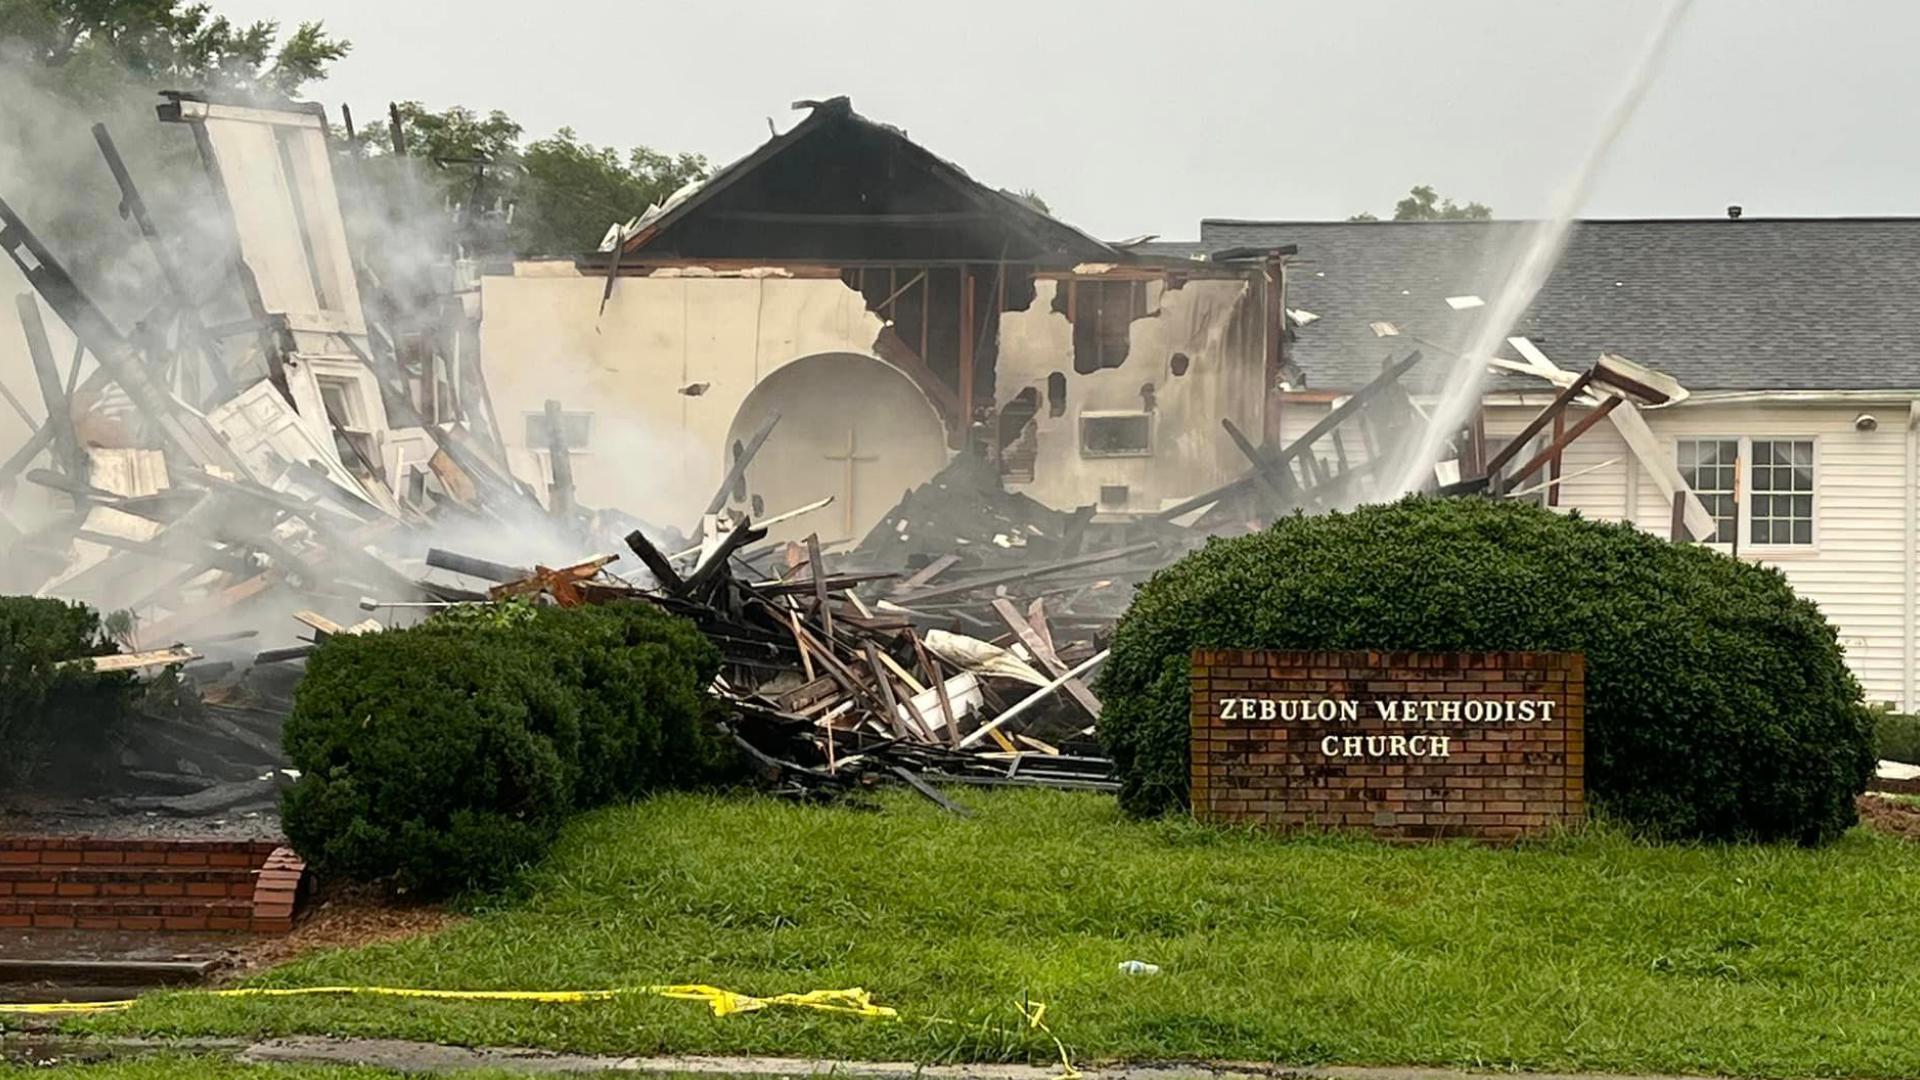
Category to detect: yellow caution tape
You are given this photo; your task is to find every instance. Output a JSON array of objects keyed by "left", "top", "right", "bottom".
[
  {"left": 0, "top": 983, "right": 895, "bottom": 1019},
  {"left": 3, "top": 982, "right": 1075, "bottom": 1079}
]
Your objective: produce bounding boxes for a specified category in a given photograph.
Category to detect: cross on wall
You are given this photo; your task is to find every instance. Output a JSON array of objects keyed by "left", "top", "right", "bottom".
[{"left": 821, "top": 426, "right": 878, "bottom": 536}]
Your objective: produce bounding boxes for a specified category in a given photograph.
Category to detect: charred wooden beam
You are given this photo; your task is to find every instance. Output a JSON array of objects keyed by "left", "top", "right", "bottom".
[
  {"left": 683, "top": 520, "right": 769, "bottom": 606},
  {"left": 425, "top": 547, "right": 531, "bottom": 584},
  {"left": 893, "top": 541, "right": 1162, "bottom": 605},
  {"left": 0, "top": 197, "right": 236, "bottom": 472},
  {"left": 15, "top": 294, "right": 83, "bottom": 479},
  {"left": 624, "top": 528, "right": 686, "bottom": 593},
  {"left": 1156, "top": 351, "right": 1423, "bottom": 522},
  {"left": 704, "top": 412, "right": 781, "bottom": 517},
  {"left": 91, "top": 124, "right": 231, "bottom": 397},
  {"left": 1482, "top": 368, "right": 1598, "bottom": 491},
  {"left": 1504, "top": 397, "right": 1624, "bottom": 493}
]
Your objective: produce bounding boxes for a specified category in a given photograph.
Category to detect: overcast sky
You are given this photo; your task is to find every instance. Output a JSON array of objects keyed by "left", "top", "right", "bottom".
[{"left": 219, "top": 0, "right": 1920, "bottom": 240}]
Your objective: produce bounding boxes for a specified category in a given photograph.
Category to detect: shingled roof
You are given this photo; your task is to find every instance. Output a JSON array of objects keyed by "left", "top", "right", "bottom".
[{"left": 1194, "top": 218, "right": 1920, "bottom": 393}]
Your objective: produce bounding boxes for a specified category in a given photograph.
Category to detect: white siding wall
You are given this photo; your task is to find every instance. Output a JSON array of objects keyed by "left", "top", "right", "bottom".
[
  {"left": 1615, "top": 402, "right": 1909, "bottom": 708},
  {"left": 1273, "top": 394, "right": 1915, "bottom": 709}
]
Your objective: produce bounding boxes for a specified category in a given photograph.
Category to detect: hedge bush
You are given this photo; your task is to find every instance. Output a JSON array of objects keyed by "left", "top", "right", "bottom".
[
  {"left": 0, "top": 596, "right": 135, "bottom": 786},
  {"left": 1877, "top": 710, "right": 1920, "bottom": 765},
  {"left": 281, "top": 602, "right": 730, "bottom": 895},
  {"left": 1097, "top": 497, "right": 1876, "bottom": 844}
]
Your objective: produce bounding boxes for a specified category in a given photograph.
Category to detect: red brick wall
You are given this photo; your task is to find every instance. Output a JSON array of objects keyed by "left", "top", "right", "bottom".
[
  {"left": 0, "top": 838, "right": 304, "bottom": 932},
  {"left": 1190, "top": 650, "right": 1585, "bottom": 841}
]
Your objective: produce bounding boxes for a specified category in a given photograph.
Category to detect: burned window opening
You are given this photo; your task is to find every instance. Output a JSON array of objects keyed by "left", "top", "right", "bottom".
[
  {"left": 842, "top": 263, "right": 1043, "bottom": 439},
  {"left": 1053, "top": 279, "right": 1150, "bottom": 374},
  {"left": 1046, "top": 372, "right": 1066, "bottom": 417},
  {"left": 1170, "top": 352, "right": 1191, "bottom": 376},
  {"left": 998, "top": 388, "right": 1040, "bottom": 450},
  {"left": 1080, "top": 412, "right": 1152, "bottom": 458}
]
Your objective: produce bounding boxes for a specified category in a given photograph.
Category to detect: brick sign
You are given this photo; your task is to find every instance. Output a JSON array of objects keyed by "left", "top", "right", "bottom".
[{"left": 1190, "top": 650, "right": 1585, "bottom": 841}]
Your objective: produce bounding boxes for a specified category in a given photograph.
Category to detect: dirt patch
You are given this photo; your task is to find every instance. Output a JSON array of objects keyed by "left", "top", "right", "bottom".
[
  {"left": 1859, "top": 793, "right": 1920, "bottom": 840},
  {"left": 224, "top": 884, "right": 465, "bottom": 976}
]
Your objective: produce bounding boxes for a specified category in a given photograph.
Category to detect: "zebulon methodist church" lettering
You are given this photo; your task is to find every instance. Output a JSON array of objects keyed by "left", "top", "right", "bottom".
[{"left": 1217, "top": 697, "right": 1559, "bottom": 759}]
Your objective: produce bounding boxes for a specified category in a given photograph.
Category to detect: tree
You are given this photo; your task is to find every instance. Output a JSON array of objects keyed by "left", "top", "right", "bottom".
[
  {"left": 0, "top": 0, "right": 348, "bottom": 102},
  {"left": 353, "top": 105, "right": 709, "bottom": 257},
  {"left": 1348, "top": 184, "right": 1492, "bottom": 222},
  {"left": 514, "top": 129, "right": 706, "bottom": 256},
  {"left": 1014, "top": 188, "right": 1051, "bottom": 215}
]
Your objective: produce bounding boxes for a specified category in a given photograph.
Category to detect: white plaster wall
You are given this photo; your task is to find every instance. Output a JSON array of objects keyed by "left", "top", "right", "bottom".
[
  {"left": 997, "top": 278, "right": 1260, "bottom": 512},
  {"left": 478, "top": 268, "right": 896, "bottom": 532}
]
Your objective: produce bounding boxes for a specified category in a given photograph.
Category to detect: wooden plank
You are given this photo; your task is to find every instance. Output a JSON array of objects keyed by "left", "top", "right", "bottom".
[
  {"left": 806, "top": 532, "right": 833, "bottom": 638},
  {"left": 991, "top": 597, "right": 1101, "bottom": 720},
  {"left": 138, "top": 572, "right": 277, "bottom": 645},
  {"left": 15, "top": 294, "right": 81, "bottom": 478},
  {"left": 897, "top": 553, "right": 959, "bottom": 592},
  {"left": 1483, "top": 369, "right": 1596, "bottom": 482},
  {"left": 703, "top": 412, "right": 780, "bottom": 516},
  {"left": 1025, "top": 597, "right": 1055, "bottom": 659},
  {"left": 1506, "top": 397, "right": 1622, "bottom": 491},
  {"left": 910, "top": 631, "right": 958, "bottom": 748},
  {"left": 888, "top": 765, "right": 970, "bottom": 816},
  {"left": 291, "top": 609, "right": 348, "bottom": 637},
  {"left": 66, "top": 646, "right": 199, "bottom": 673}
]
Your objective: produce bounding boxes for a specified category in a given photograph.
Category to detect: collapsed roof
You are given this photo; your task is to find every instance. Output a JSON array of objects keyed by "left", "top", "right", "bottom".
[{"left": 615, "top": 97, "right": 1123, "bottom": 265}]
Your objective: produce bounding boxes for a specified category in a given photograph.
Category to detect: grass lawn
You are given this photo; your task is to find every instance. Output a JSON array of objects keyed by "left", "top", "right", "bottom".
[{"left": 74, "top": 789, "right": 1920, "bottom": 1078}]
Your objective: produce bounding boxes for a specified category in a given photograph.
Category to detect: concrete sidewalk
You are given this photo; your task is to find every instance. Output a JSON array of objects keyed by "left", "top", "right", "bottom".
[{"left": 226, "top": 1035, "right": 1713, "bottom": 1080}]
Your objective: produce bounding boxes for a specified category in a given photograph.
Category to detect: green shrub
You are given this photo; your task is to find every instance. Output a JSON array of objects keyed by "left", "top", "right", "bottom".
[
  {"left": 0, "top": 596, "right": 135, "bottom": 785},
  {"left": 1097, "top": 497, "right": 1876, "bottom": 844},
  {"left": 281, "top": 602, "right": 729, "bottom": 895},
  {"left": 1876, "top": 710, "right": 1920, "bottom": 765}
]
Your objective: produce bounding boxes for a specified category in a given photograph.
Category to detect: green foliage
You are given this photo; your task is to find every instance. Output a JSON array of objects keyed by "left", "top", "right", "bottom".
[
  {"left": 0, "top": 595, "right": 136, "bottom": 784},
  {"left": 1096, "top": 498, "right": 1876, "bottom": 844},
  {"left": 0, "top": 0, "right": 348, "bottom": 102},
  {"left": 280, "top": 603, "right": 730, "bottom": 897},
  {"left": 513, "top": 128, "right": 706, "bottom": 256},
  {"left": 348, "top": 105, "right": 709, "bottom": 257},
  {"left": 1349, "top": 184, "right": 1492, "bottom": 222},
  {"left": 1875, "top": 709, "right": 1920, "bottom": 765}
]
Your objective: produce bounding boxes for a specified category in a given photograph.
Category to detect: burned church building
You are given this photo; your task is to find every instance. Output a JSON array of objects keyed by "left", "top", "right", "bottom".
[{"left": 479, "top": 97, "right": 1284, "bottom": 545}]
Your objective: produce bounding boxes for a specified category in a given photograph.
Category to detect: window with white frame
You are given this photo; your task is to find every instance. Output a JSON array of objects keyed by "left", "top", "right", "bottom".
[
  {"left": 1674, "top": 438, "right": 1739, "bottom": 543},
  {"left": 1749, "top": 439, "right": 1815, "bottom": 545},
  {"left": 1674, "top": 436, "right": 1814, "bottom": 547}
]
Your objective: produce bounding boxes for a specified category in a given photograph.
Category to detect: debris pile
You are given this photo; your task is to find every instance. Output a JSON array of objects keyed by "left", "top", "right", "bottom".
[
  {"left": 0, "top": 93, "right": 557, "bottom": 807},
  {"left": 425, "top": 511, "right": 1163, "bottom": 807}
]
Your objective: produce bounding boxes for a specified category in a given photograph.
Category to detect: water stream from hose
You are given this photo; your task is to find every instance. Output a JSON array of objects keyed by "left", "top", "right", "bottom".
[{"left": 1384, "top": 0, "right": 1697, "bottom": 498}]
